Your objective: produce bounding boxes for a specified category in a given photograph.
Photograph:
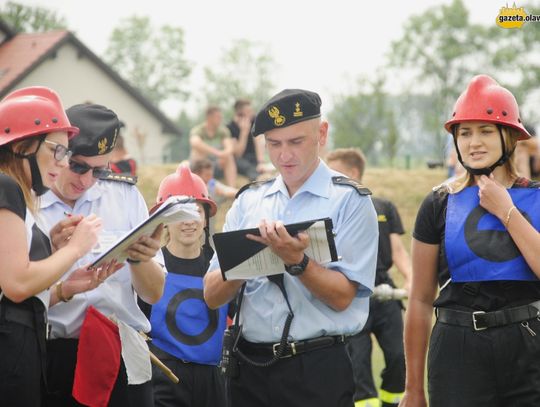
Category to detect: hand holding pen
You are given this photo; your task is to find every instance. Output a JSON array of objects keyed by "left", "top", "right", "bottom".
[{"left": 50, "top": 213, "right": 102, "bottom": 256}]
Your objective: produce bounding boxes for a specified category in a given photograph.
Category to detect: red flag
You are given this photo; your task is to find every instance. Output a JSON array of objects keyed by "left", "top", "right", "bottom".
[{"left": 73, "top": 306, "right": 121, "bottom": 407}]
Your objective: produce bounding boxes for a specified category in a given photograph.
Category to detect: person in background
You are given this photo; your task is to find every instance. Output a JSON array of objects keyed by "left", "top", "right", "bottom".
[
  {"left": 326, "top": 147, "right": 411, "bottom": 407},
  {"left": 146, "top": 164, "right": 227, "bottom": 407},
  {"left": 401, "top": 75, "right": 540, "bottom": 407},
  {"left": 190, "top": 106, "right": 237, "bottom": 187},
  {"left": 514, "top": 123, "right": 539, "bottom": 180},
  {"left": 191, "top": 158, "right": 238, "bottom": 201},
  {"left": 0, "top": 87, "right": 106, "bottom": 407},
  {"left": 204, "top": 89, "right": 378, "bottom": 407},
  {"left": 39, "top": 103, "right": 166, "bottom": 407},
  {"left": 227, "top": 98, "right": 272, "bottom": 181},
  {"left": 110, "top": 124, "right": 137, "bottom": 176}
]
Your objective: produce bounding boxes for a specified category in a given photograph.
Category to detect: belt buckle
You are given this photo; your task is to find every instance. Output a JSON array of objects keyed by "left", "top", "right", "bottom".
[
  {"left": 272, "top": 342, "right": 295, "bottom": 358},
  {"left": 472, "top": 311, "right": 487, "bottom": 331}
]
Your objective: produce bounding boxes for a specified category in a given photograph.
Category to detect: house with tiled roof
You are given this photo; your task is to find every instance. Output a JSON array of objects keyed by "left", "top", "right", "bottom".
[{"left": 0, "top": 19, "right": 183, "bottom": 164}]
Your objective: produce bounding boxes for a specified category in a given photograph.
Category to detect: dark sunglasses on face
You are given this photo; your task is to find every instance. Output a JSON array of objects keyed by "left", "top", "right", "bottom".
[
  {"left": 43, "top": 140, "right": 73, "bottom": 162},
  {"left": 68, "top": 159, "right": 111, "bottom": 178}
]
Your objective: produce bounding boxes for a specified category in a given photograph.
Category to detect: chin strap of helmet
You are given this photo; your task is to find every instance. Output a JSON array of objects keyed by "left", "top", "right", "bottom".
[
  {"left": 11, "top": 137, "right": 49, "bottom": 196},
  {"left": 453, "top": 125, "right": 516, "bottom": 176},
  {"left": 201, "top": 204, "right": 214, "bottom": 261}
]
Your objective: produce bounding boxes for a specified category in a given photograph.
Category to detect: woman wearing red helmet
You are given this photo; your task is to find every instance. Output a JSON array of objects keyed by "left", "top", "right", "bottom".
[
  {"left": 0, "top": 87, "right": 113, "bottom": 406},
  {"left": 401, "top": 75, "right": 540, "bottom": 407},
  {"left": 144, "top": 165, "right": 227, "bottom": 407}
]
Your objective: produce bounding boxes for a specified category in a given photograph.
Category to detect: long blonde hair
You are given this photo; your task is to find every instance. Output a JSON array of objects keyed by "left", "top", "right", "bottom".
[
  {"left": 449, "top": 125, "right": 519, "bottom": 193},
  {"left": 0, "top": 137, "right": 41, "bottom": 213}
]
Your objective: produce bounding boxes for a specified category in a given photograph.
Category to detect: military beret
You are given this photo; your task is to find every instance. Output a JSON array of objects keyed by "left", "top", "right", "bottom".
[
  {"left": 251, "top": 89, "right": 322, "bottom": 137},
  {"left": 66, "top": 104, "right": 120, "bottom": 156}
]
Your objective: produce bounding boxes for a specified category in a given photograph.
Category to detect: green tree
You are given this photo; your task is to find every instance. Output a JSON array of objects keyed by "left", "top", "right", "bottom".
[
  {"left": 388, "top": 0, "right": 486, "bottom": 158},
  {"left": 484, "top": 3, "right": 540, "bottom": 111},
  {"left": 388, "top": 0, "right": 540, "bottom": 157},
  {"left": 201, "top": 39, "right": 276, "bottom": 112},
  {"left": 329, "top": 76, "right": 399, "bottom": 165},
  {"left": 104, "top": 16, "right": 191, "bottom": 106},
  {"left": 0, "top": 1, "right": 67, "bottom": 33}
]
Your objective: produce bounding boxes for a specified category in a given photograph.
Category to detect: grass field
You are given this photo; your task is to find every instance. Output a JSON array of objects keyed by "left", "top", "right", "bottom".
[{"left": 137, "top": 165, "right": 448, "bottom": 390}]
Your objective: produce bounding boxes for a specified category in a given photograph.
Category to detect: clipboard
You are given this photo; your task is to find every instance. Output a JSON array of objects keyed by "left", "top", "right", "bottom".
[
  {"left": 90, "top": 195, "right": 200, "bottom": 267},
  {"left": 213, "top": 217, "right": 338, "bottom": 280}
]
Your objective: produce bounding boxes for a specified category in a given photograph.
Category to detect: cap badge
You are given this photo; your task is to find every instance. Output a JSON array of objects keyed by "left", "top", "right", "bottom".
[
  {"left": 268, "top": 106, "right": 286, "bottom": 126},
  {"left": 293, "top": 102, "right": 303, "bottom": 117},
  {"left": 98, "top": 138, "right": 108, "bottom": 155}
]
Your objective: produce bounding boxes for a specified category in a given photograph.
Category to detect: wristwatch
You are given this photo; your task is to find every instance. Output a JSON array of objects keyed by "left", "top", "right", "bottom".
[{"left": 285, "top": 253, "right": 309, "bottom": 276}]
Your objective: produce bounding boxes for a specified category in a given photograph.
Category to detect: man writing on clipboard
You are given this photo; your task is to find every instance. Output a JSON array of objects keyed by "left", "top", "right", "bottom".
[
  {"left": 203, "top": 89, "right": 378, "bottom": 407},
  {"left": 38, "top": 104, "right": 166, "bottom": 407}
]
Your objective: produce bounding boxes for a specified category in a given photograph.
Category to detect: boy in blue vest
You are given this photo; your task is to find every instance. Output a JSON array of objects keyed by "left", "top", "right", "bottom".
[{"left": 146, "top": 165, "right": 227, "bottom": 407}]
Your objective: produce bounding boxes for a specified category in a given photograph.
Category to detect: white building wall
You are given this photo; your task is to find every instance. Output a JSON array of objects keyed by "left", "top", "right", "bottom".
[{"left": 16, "top": 42, "right": 178, "bottom": 165}]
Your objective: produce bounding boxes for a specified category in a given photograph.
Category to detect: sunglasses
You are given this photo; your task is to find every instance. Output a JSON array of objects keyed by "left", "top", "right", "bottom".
[
  {"left": 43, "top": 140, "right": 72, "bottom": 162},
  {"left": 68, "top": 159, "right": 112, "bottom": 179}
]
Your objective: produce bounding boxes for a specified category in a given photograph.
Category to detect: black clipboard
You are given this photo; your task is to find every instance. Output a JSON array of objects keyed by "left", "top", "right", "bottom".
[{"left": 213, "top": 217, "right": 338, "bottom": 280}]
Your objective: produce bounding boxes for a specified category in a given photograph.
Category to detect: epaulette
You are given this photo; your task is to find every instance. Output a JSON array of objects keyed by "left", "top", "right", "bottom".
[
  {"left": 332, "top": 176, "right": 371, "bottom": 195},
  {"left": 235, "top": 178, "right": 275, "bottom": 199},
  {"left": 100, "top": 173, "right": 138, "bottom": 185}
]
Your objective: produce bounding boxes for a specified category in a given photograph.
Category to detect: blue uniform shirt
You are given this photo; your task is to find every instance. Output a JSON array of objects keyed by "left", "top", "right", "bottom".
[{"left": 208, "top": 160, "right": 378, "bottom": 342}]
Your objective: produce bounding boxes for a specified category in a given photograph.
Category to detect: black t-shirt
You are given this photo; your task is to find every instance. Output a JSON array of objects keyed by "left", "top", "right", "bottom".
[
  {"left": 372, "top": 197, "right": 405, "bottom": 285},
  {"left": 162, "top": 247, "right": 209, "bottom": 277},
  {"left": 227, "top": 120, "right": 256, "bottom": 160},
  {"left": 0, "top": 173, "right": 26, "bottom": 220},
  {"left": 0, "top": 174, "right": 51, "bottom": 296},
  {"left": 413, "top": 178, "right": 540, "bottom": 311}
]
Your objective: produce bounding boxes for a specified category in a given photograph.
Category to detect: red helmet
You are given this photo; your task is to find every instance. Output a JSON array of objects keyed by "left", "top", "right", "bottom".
[
  {"left": 0, "top": 86, "right": 79, "bottom": 147},
  {"left": 151, "top": 164, "right": 217, "bottom": 217},
  {"left": 444, "top": 75, "right": 530, "bottom": 140}
]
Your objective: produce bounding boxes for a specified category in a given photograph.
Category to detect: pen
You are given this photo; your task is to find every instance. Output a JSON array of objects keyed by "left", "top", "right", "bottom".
[{"left": 64, "top": 211, "right": 72, "bottom": 218}]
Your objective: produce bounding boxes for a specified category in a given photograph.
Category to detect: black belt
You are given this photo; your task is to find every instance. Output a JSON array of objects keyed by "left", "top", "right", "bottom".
[
  {"left": 436, "top": 300, "right": 540, "bottom": 331},
  {"left": 238, "top": 335, "right": 346, "bottom": 358}
]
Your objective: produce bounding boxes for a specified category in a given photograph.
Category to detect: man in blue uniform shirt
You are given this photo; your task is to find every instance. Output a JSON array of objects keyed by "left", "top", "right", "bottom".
[
  {"left": 39, "top": 104, "right": 166, "bottom": 407},
  {"left": 203, "top": 89, "right": 378, "bottom": 407}
]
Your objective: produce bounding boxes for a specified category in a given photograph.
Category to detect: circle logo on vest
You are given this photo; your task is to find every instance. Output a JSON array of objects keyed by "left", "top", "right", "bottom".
[
  {"left": 464, "top": 206, "right": 527, "bottom": 262},
  {"left": 166, "top": 288, "right": 219, "bottom": 345}
]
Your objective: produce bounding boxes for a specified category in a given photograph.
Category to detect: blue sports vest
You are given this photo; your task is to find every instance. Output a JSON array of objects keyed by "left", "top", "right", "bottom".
[
  {"left": 445, "top": 186, "right": 540, "bottom": 282},
  {"left": 150, "top": 273, "right": 228, "bottom": 365}
]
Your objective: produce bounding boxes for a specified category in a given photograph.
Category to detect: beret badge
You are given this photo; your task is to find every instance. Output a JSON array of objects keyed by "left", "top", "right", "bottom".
[
  {"left": 268, "top": 106, "right": 286, "bottom": 127},
  {"left": 293, "top": 102, "right": 303, "bottom": 117},
  {"left": 98, "top": 138, "right": 108, "bottom": 155}
]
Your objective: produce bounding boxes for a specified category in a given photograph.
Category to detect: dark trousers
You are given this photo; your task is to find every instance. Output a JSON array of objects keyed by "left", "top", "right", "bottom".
[
  {"left": 347, "top": 299, "right": 405, "bottom": 406},
  {"left": 230, "top": 342, "right": 354, "bottom": 407},
  {"left": 43, "top": 338, "right": 154, "bottom": 407},
  {"left": 152, "top": 358, "right": 225, "bottom": 407},
  {"left": 0, "top": 299, "right": 47, "bottom": 407},
  {"left": 428, "top": 317, "right": 540, "bottom": 407}
]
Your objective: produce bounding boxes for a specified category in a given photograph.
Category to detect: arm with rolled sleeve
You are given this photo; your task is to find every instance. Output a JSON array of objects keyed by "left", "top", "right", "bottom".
[
  {"left": 261, "top": 193, "right": 378, "bottom": 311},
  {"left": 317, "top": 193, "right": 378, "bottom": 305},
  {"left": 125, "top": 187, "right": 166, "bottom": 304}
]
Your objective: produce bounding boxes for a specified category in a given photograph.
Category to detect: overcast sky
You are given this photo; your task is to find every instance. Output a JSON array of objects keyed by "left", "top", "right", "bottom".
[{"left": 17, "top": 0, "right": 505, "bottom": 114}]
